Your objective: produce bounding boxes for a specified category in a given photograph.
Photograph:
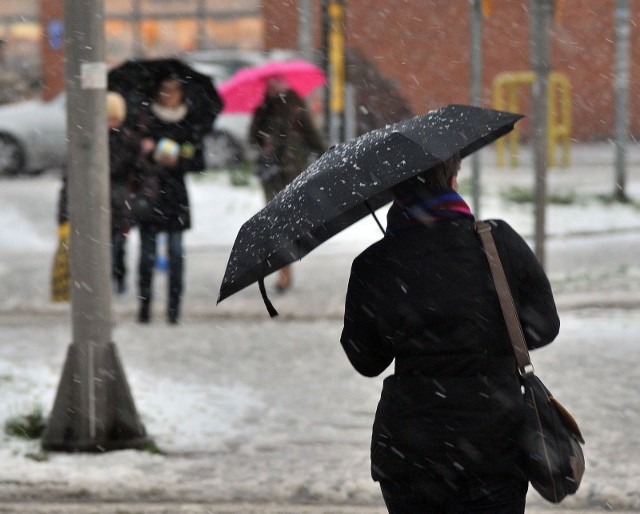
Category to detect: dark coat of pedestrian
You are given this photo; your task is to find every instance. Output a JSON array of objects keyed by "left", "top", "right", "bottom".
[
  {"left": 340, "top": 155, "right": 560, "bottom": 513},
  {"left": 134, "top": 76, "right": 209, "bottom": 324},
  {"left": 135, "top": 98, "right": 206, "bottom": 231},
  {"left": 53, "top": 91, "right": 140, "bottom": 298},
  {"left": 110, "top": 126, "right": 141, "bottom": 234},
  {"left": 107, "top": 92, "right": 142, "bottom": 292},
  {"left": 249, "top": 76, "right": 326, "bottom": 291}
]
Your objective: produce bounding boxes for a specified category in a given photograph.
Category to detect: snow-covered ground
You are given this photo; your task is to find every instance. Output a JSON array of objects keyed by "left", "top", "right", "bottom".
[{"left": 1, "top": 143, "right": 640, "bottom": 511}]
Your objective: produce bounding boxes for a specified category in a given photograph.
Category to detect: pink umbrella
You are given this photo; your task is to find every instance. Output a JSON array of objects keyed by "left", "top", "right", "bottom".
[{"left": 218, "top": 59, "right": 326, "bottom": 113}]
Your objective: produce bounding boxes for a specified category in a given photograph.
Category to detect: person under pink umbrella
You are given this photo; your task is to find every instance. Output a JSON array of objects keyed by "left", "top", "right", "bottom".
[
  {"left": 249, "top": 74, "right": 327, "bottom": 292},
  {"left": 219, "top": 59, "right": 326, "bottom": 114}
]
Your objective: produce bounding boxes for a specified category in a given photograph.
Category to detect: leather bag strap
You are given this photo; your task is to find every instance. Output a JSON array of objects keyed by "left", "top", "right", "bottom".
[{"left": 476, "top": 221, "right": 533, "bottom": 375}]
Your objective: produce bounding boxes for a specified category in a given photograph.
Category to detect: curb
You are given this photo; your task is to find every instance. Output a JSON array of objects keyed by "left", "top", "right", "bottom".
[
  {"left": 555, "top": 291, "right": 640, "bottom": 311},
  {"left": 0, "top": 503, "right": 611, "bottom": 514}
]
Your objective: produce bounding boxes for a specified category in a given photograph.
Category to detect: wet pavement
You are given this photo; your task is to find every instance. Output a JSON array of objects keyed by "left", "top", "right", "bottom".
[{"left": 1, "top": 144, "right": 640, "bottom": 513}]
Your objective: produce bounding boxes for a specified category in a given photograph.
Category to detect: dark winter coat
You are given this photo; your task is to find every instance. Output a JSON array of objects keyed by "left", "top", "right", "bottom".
[
  {"left": 57, "top": 126, "right": 140, "bottom": 233},
  {"left": 135, "top": 104, "right": 207, "bottom": 231},
  {"left": 340, "top": 218, "right": 559, "bottom": 487},
  {"left": 110, "top": 126, "right": 141, "bottom": 233},
  {"left": 249, "top": 89, "right": 326, "bottom": 190}
]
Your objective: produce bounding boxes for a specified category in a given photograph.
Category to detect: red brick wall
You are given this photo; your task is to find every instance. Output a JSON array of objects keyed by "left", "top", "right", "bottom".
[
  {"left": 39, "top": 0, "right": 65, "bottom": 100},
  {"left": 263, "top": 0, "right": 325, "bottom": 51},
  {"left": 264, "top": 0, "right": 640, "bottom": 141}
]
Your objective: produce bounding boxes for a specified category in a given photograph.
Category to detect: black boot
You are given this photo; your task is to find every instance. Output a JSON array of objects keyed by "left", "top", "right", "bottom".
[
  {"left": 167, "top": 296, "right": 180, "bottom": 325},
  {"left": 113, "top": 274, "right": 126, "bottom": 295},
  {"left": 167, "top": 305, "right": 179, "bottom": 325},
  {"left": 138, "top": 300, "right": 150, "bottom": 323}
]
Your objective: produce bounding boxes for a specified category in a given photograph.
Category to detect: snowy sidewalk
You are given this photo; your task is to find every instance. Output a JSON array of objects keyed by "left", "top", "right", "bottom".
[
  {"left": 1, "top": 143, "right": 640, "bottom": 513},
  {"left": 0, "top": 501, "right": 604, "bottom": 513},
  {"left": 1, "top": 310, "right": 639, "bottom": 512}
]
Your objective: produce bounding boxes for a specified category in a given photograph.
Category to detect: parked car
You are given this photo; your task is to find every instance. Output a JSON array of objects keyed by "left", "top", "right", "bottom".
[
  {"left": 0, "top": 90, "right": 249, "bottom": 175},
  {"left": 202, "top": 112, "right": 253, "bottom": 169},
  {"left": 0, "top": 94, "right": 67, "bottom": 175},
  {"left": 0, "top": 50, "right": 309, "bottom": 175}
]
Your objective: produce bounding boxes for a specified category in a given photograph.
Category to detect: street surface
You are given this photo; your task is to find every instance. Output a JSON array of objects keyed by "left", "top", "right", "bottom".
[
  {"left": 0, "top": 502, "right": 607, "bottom": 513},
  {"left": 1, "top": 144, "right": 640, "bottom": 513}
]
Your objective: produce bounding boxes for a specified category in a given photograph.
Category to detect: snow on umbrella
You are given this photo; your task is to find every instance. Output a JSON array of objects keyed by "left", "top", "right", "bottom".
[
  {"left": 108, "top": 58, "right": 224, "bottom": 134},
  {"left": 218, "top": 59, "right": 326, "bottom": 114},
  {"left": 217, "top": 104, "right": 523, "bottom": 315}
]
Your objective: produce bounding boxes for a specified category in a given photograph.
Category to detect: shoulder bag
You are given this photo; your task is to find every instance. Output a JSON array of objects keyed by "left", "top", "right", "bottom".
[{"left": 476, "top": 220, "right": 585, "bottom": 503}]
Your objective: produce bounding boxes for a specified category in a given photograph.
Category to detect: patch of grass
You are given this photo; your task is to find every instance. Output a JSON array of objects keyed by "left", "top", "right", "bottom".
[
  {"left": 4, "top": 408, "right": 166, "bottom": 459},
  {"left": 500, "top": 186, "right": 581, "bottom": 205},
  {"left": 595, "top": 192, "right": 640, "bottom": 209},
  {"left": 140, "top": 439, "right": 165, "bottom": 455},
  {"left": 25, "top": 450, "right": 49, "bottom": 462},
  {"left": 551, "top": 265, "right": 630, "bottom": 288},
  {"left": 549, "top": 190, "right": 579, "bottom": 205},
  {"left": 228, "top": 161, "right": 253, "bottom": 187},
  {"left": 192, "top": 168, "right": 226, "bottom": 182},
  {"left": 457, "top": 178, "right": 474, "bottom": 197},
  {"left": 4, "top": 407, "right": 46, "bottom": 440},
  {"left": 594, "top": 193, "right": 619, "bottom": 205},
  {"left": 500, "top": 186, "right": 535, "bottom": 204}
]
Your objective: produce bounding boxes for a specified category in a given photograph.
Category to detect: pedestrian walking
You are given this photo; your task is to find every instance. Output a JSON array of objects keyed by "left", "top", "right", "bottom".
[
  {"left": 134, "top": 75, "right": 208, "bottom": 324},
  {"left": 108, "top": 91, "right": 141, "bottom": 294},
  {"left": 51, "top": 91, "right": 139, "bottom": 300},
  {"left": 249, "top": 75, "right": 326, "bottom": 292},
  {"left": 340, "top": 154, "right": 561, "bottom": 513}
]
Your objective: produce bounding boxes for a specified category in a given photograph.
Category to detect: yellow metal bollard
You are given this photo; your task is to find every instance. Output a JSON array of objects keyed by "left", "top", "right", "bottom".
[
  {"left": 548, "top": 73, "right": 572, "bottom": 167},
  {"left": 493, "top": 71, "right": 571, "bottom": 167}
]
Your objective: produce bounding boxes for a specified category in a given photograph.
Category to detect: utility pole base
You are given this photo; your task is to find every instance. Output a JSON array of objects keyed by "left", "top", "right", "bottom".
[{"left": 42, "top": 341, "right": 149, "bottom": 452}]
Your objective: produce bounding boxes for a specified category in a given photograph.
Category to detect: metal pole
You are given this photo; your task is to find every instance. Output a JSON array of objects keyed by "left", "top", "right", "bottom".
[
  {"left": 344, "top": 82, "right": 357, "bottom": 140},
  {"left": 614, "top": 0, "right": 630, "bottom": 201},
  {"left": 131, "top": 0, "right": 143, "bottom": 58},
  {"left": 529, "top": 0, "right": 553, "bottom": 267},
  {"left": 197, "top": 0, "right": 207, "bottom": 50},
  {"left": 298, "top": 0, "right": 313, "bottom": 62},
  {"left": 470, "top": 0, "right": 483, "bottom": 217},
  {"left": 321, "top": 0, "right": 330, "bottom": 141},
  {"left": 326, "top": 0, "right": 346, "bottom": 144},
  {"left": 67, "top": 0, "right": 112, "bottom": 433},
  {"left": 43, "top": 0, "right": 147, "bottom": 452}
]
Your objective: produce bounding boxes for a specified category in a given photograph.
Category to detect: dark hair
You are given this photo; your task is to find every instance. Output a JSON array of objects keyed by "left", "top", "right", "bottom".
[
  {"left": 392, "top": 153, "right": 461, "bottom": 196},
  {"left": 419, "top": 153, "right": 461, "bottom": 190}
]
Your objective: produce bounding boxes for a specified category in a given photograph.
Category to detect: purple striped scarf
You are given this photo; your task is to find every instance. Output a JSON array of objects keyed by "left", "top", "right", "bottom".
[{"left": 386, "top": 188, "right": 475, "bottom": 233}]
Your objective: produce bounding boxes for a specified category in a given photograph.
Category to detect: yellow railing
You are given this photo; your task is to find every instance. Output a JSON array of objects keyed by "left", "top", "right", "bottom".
[{"left": 492, "top": 71, "right": 572, "bottom": 167}]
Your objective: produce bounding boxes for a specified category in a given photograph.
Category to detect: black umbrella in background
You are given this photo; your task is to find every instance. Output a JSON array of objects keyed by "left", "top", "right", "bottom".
[
  {"left": 107, "top": 58, "right": 224, "bottom": 134},
  {"left": 218, "top": 104, "right": 523, "bottom": 316}
]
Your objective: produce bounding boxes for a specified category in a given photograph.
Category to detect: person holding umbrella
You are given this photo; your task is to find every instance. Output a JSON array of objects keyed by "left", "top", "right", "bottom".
[
  {"left": 340, "top": 154, "right": 560, "bottom": 512},
  {"left": 109, "top": 59, "right": 222, "bottom": 324},
  {"left": 134, "top": 75, "right": 209, "bottom": 324},
  {"left": 249, "top": 74, "right": 326, "bottom": 292},
  {"left": 218, "top": 108, "right": 562, "bottom": 509}
]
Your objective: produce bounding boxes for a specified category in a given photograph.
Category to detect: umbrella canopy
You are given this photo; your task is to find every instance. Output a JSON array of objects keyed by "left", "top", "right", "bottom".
[
  {"left": 108, "top": 58, "right": 224, "bottom": 132},
  {"left": 218, "top": 104, "right": 523, "bottom": 313},
  {"left": 218, "top": 59, "right": 326, "bottom": 113}
]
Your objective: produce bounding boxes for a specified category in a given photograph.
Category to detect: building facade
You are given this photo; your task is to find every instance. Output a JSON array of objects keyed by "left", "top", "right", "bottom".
[
  {"left": 3, "top": 1, "right": 639, "bottom": 141},
  {"left": 264, "top": 0, "right": 640, "bottom": 141},
  {"left": 1, "top": 0, "right": 263, "bottom": 100}
]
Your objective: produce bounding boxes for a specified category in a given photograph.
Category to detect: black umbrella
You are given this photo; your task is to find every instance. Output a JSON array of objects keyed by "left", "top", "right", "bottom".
[
  {"left": 218, "top": 104, "right": 523, "bottom": 315},
  {"left": 107, "top": 58, "right": 224, "bottom": 133}
]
